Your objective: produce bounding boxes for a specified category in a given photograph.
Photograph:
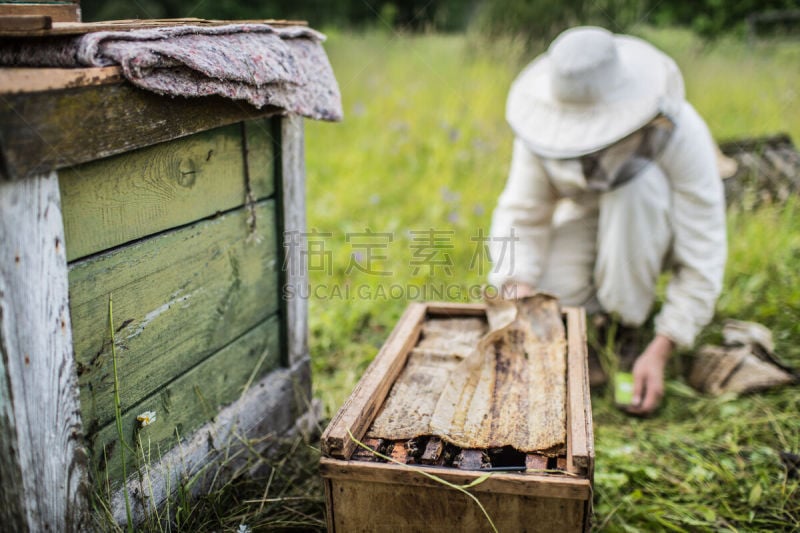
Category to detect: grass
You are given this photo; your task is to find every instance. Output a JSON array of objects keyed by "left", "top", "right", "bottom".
[
  {"left": 92, "top": 407, "right": 327, "bottom": 532},
  {"left": 117, "top": 26, "right": 800, "bottom": 531},
  {"left": 589, "top": 205, "right": 800, "bottom": 531},
  {"left": 160, "top": 436, "right": 327, "bottom": 532}
]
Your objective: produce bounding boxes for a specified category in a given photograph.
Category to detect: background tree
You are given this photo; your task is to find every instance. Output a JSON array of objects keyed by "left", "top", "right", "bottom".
[{"left": 80, "top": 0, "right": 800, "bottom": 40}]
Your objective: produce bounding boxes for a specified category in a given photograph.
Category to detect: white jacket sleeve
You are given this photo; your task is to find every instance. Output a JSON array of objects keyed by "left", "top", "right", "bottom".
[
  {"left": 655, "top": 103, "right": 727, "bottom": 347},
  {"left": 488, "top": 139, "right": 558, "bottom": 289}
]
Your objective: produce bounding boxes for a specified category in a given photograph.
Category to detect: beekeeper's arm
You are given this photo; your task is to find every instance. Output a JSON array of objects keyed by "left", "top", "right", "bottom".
[
  {"left": 489, "top": 138, "right": 558, "bottom": 296},
  {"left": 629, "top": 103, "right": 727, "bottom": 415}
]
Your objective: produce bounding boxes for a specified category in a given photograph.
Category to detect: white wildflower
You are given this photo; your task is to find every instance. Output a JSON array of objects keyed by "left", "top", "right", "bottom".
[
  {"left": 136, "top": 410, "right": 157, "bottom": 427},
  {"left": 238, "top": 525, "right": 251, "bottom": 533}
]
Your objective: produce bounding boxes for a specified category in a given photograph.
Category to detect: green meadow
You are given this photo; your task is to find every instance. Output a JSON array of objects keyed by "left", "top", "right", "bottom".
[{"left": 304, "top": 27, "right": 800, "bottom": 531}]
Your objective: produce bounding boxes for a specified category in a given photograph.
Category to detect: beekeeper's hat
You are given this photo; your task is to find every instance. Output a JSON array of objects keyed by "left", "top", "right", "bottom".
[{"left": 507, "top": 26, "right": 685, "bottom": 158}]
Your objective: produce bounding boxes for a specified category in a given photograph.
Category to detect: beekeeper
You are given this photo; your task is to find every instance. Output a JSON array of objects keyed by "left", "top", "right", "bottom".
[{"left": 489, "top": 26, "right": 727, "bottom": 415}]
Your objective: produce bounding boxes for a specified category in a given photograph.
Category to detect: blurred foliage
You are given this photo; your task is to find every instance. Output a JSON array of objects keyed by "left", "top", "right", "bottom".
[
  {"left": 649, "top": 0, "right": 800, "bottom": 39},
  {"left": 471, "top": 0, "right": 648, "bottom": 50},
  {"left": 80, "top": 0, "right": 479, "bottom": 30},
  {"left": 81, "top": 0, "right": 800, "bottom": 41},
  {"left": 473, "top": 0, "right": 800, "bottom": 45}
]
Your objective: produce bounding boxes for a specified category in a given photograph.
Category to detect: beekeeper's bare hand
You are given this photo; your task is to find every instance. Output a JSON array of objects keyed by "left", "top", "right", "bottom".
[
  {"left": 500, "top": 281, "right": 535, "bottom": 299},
  {"left": 627, "top": 334, "right": 674, "bottom": 415}
]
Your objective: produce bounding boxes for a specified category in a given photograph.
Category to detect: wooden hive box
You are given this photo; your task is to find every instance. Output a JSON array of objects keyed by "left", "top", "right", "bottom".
[
  {"left": 0, "top": 20, "right": 321, "bottom": 529},
  {"left": 321, "top": 302, "right": 595, "bottom": 532}
]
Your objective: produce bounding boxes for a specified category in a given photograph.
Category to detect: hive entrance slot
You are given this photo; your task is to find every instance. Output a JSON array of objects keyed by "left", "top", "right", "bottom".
[
  {"left": 487, "top": 446, "right": 526, "bottom": 468},
  {"left": 349, "top": 435, "right": 568, "bottom": 474}
]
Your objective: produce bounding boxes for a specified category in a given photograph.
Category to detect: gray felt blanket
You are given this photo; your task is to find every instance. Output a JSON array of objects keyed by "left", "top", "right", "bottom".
[{"left": 0, "top": 24, "right": 342, "bottom": 121}]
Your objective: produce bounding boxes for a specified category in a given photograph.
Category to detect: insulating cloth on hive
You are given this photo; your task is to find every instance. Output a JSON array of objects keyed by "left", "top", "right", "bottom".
[
  {"left": 368, "top": 294, "right": 567, "bottom": 454},
  {"left": 0, "top": 24, "right": 342, "bottom": 121}
]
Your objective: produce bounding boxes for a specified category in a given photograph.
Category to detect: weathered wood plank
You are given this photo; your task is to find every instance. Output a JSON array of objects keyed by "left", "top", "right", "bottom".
[
  {"left": 327, "top": 478, "right": 586, "bottom": 533},
  {"left": 70, "top": 201, "right": 279, "bottom": 430},
  {"left": 0, "top": 67, "right": 124, "bottom": 95},
  {"left": 565, "top": 307, "right": 591, "bottom": 473},
  {"left": 319, "top": 458, "right": 592, "bottom": 500},
  {"left": 0, "top": 17, "right": 306, "bottom": 38},
  {"left": 323, "top": 479, "right": 336, "bottom": 533},
  {"left": 0, "top": 342, "right": 27, "bottom": 532},
  {"left": 321, "top": 302, "right": 427, "bottom": 459},
  {"left": 0, "top": 172, "right": 88, "bottom": 531},
  {"left": 277, "top": 115, "right": 308, "bottom": 367},
  {"left": 0, "top": 82, "right": 281, "bottom": 180},
  {"left": 93, "top": 315, "right": 281, "bottom": 488},
  {"left": 59, "top": 121, "right": 274, "bottom": 261},
  {"left": 110, "top": 357, "right": 312, "bottom": 525}
]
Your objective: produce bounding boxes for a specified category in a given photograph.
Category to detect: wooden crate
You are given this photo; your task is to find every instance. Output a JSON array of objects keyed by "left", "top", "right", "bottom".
[
  {"left": 321, "top": 302, "right": 595, "bottom": 532},
  {"left": 0, "top": 66, "right": 312, "bottom": 529}
]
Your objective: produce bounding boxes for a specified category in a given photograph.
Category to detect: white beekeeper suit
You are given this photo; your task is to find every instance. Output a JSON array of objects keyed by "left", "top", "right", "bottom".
[{"left": 489, "top": 26, "right": 727, "bottom": 349}]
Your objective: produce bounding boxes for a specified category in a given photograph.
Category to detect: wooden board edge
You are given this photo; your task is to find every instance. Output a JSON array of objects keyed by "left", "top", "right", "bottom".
[
  {"left": 0, "top": 67, "right": 123, "bottom": 95},
  {"left": 278, "top": 115, "right": 308, "bottom": 367},
  {"left": 424, "top": 301, "right": 486, "bottom": 317},
  {"left": 320, "top": 302, "right": 427, "bottom": 459},
  {"left": 582, "top": 317, "right": 596, "bottom": 478},
  {"left": 0, "top": 17, "right": 307, "bottom": 37},
  {"left": 323, "top": 478, "right": 336, "bottom": 533},
  {"left": 582, "top": 497, "right": 593, "bottom": 532},
  {"left": 0, "top": 83, "right": 288, "bottom": 180},
  {"left": 319, "top": 457, "right": 592, "bottom": 501},
  {"left": 565, "top": 308, "right": 577, "bottom": 474},
  {"left": 0, "top": 4, "right": 80, "bottom": 24},
  {"left": 564, "top": 306, "right": 590, "bottom": 473},
  {"left": 0, "top": 172, "right": 89, "bottom": 531}
]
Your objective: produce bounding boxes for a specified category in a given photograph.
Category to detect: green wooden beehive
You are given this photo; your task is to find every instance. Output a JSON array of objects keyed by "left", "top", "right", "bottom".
[
  {"left": 63, "top": 119, "right": 286, "bottom": 489},
  {"left": 0, "top": 23, "right": 325, "bottom": 527}
]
